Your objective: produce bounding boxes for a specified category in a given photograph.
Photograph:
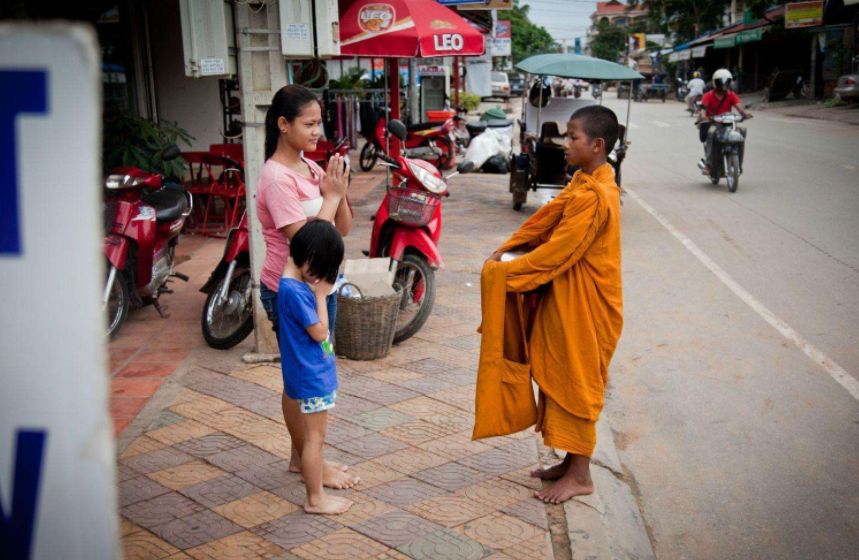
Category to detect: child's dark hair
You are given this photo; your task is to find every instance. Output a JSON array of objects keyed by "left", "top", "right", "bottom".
[
  {"left": 570, "top": 105, "right": 619, "bottom": 153},
  {"left": 290, "top": 220, "right": 344, "bottom": 284},
  {"left": 264, "top": 85, "right": 320, "bottom": 160}
]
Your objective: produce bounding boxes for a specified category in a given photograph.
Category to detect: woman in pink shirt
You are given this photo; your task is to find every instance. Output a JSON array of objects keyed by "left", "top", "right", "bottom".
[{"left": 257, "top": 84, "right": 358, "bottom": 489}]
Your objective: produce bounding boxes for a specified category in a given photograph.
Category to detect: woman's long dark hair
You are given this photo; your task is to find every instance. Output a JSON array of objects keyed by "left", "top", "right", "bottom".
[{"left": 264, "top": 85, "right": 320, "bottom": 160}]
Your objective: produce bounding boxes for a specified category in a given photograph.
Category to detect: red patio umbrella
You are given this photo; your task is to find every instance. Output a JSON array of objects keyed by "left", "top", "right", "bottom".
[
  {"left": 339, "top": 0, "right": 485, "bottom": 132},
  {"left": 339, "top": 0, "right": 485, "bottom": 58}
]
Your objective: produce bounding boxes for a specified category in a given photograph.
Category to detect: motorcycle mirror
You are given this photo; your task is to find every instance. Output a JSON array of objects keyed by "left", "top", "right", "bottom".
[
  {"left": 161, "top": 144, "right": 181, "bottom": 161},
  {"left": 387, "top": 119, "right": 408, "bottom": 141}
]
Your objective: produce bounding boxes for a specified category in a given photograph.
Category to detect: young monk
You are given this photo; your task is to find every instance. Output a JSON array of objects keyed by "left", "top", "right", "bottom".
[{"left": 475, "top": 105, "right": 623, "bottom": 504}]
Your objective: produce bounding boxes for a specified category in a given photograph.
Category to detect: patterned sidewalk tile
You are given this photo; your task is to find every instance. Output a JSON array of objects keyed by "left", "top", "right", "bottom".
[
  {"left": 123, "top": 528, "right": 180, "bottom": 560},
  {"left": 148, "top": 461, "right": 225, "bottom": 491},
  {"left": 123, "top": 492, "right": 205, "bottom": 530},
  {"left": 207, "top": 444, "right": 282, "bottom": 473},
  {"left": 347, "top": 460, "right": 407, "bottom": 489},
  {"left": 250, "top": 510, "right": 341, "bottom": 549},
  {"left": 178, "top": 473, "right": 259, "bottom": 508},
  {"left": 455, "top": 479, "right": 535, "bottom": 509},
  {"left": 502, "top": 498, "right": 550, "bottom": 530},
  {"left": 175, "top": 433, "right": 246, "bottom": 458},
  {"left": 150, "top": 509, "right": 242, "bottom": 550},
  {"left": 404, "top": 495, "right": 495, "bottom": 528},
  {"left": 348, "top": 408, "right": 415, "bottom": 432},
  {"left": 397, "top": 528, "right": 493, "bottom": 560},
  {"left": 234, "top": 459, "right": 300, "bottom": 490},
  {"left": 213, "top": 491, "right": 298, "bottom": 528},
  {"left": 374, "top": 447, "right": 451, "bottom": 475},
  {"left": 365, "top": 478, "right": 448, "bottom": 507},
  {"left": 290, "top": 527, "right": 389, "bottom": 560},
  {"left": 418, "top": 432, "right": 494, "bottom": 461},
  {"left": 122, "top": 446, "right": 194, "bottom": 474},
  {"left": 185, "top": 530, "right": 286, "bottom": 559},
  {"left": 412, "top": 462, "right": 492, "bottom": 492},
  {"left": 148, "top": 420, "right": 216, "bottom": 446},
  {"left": 120, "top": 476, "right": 171, "bottom": 507},
  {"left": 382, "top": 420, "right": 452, "bottom": 446},
  {"left": 459, "top": 513, "right": 543, "bottom": 550},
  {"left": 332, "top": 432, "right": 410, "bottom": 459},
  {"left": 120, "top": 435, "right": 166, "bottom": 459},
  {"left": 352, "top": 509, "right": 443, "bottom": 548}
]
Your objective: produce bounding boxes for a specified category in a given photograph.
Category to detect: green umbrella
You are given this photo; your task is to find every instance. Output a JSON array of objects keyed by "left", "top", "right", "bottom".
[{"left": 516, "top": 53, "right": 644, "bottom": 80}]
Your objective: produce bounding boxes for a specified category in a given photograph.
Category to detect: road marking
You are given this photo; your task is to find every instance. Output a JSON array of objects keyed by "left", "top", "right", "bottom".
[
  {"left": 625, "top": 186, "right": 859, "bottom": 403},
  {"left": 627, "top": 123, "right": 640, "bottom": 129},
  {"left": 844, "top": 164, "right": 856, "bottom": 171},
  {"left": 650, "top": 120, "right": 671, "bottom": 128}
]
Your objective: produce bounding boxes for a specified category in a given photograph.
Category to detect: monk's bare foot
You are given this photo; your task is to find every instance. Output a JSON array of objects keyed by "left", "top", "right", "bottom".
[
  {"left": 289, "top": 459, "right": 348, "bottom": 474},
  {"left": 304, "top": 494, "right": 353, "bottom": 515},
  {"left": 530, "top": 461, "right": 569, "bottom": 480},
  {"left": 534, "top": 471, "right": 594, "bottom": 504},
  {"left": 322, "top": 467, "right": 361, "bottom": 489}
]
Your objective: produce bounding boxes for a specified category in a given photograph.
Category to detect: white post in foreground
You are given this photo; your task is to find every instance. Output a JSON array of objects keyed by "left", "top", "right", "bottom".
[{"left": 0, "top": 24, "right": 119, "bottom": 559}]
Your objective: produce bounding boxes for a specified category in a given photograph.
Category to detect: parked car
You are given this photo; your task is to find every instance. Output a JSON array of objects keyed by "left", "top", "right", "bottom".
[
  {"left": 509, "top": 72, "right": 525, "bottom": 96},
  {"left": 834, "top": 74, "right": 859, "bottom": 100},
  {"left": 488, "top": 71, "right": 511, "bottom": 100}
]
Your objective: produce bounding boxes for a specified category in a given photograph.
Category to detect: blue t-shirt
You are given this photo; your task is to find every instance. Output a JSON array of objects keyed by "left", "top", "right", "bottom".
[{"left": 277, "top": 277, "right": 337, "bottom": 399}]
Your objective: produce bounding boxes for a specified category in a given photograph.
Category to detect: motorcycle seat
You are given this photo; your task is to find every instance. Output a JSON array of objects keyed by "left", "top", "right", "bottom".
[
  {"left": 407, "top": 121, "right": 441, "bottom": 133},
  {"left": 465, "top": 122, "right": 487, "bottom": 136},
  {"left": 143, "top": 186, "right": 188, "bottom": 222}
]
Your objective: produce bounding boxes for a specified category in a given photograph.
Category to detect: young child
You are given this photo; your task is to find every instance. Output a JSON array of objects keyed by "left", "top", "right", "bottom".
[
  {"left": 474, "top": 105, "right": 624, "bottom": 504},
  {"left": 278, "top": 219, "right": 354, "bottom": 514}
]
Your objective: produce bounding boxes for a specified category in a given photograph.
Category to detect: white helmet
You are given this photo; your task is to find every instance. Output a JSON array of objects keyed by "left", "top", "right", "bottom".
[{"left": 712, "top": 68, "right": 733, "bottom": 88}]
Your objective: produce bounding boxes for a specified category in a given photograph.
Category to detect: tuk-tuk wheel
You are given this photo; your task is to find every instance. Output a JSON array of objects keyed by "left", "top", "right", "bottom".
[{"left": 513, "top": 191, "right": 527, "bottom": 211}]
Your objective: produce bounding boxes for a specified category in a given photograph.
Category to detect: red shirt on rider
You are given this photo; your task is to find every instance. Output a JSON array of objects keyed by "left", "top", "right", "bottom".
[{"left": 701, "top": 89, "right": 742, "bottom": 117}]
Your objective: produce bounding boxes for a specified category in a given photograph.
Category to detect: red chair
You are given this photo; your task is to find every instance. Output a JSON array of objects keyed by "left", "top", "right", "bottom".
[{"left": 181, "top": 151, "right": 245, "bottom": 236}]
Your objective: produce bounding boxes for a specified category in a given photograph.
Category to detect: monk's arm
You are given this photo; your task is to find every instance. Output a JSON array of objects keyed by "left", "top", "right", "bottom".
[
  {"left": 503, "top": 191, "right": 603, "bottom": 292},
  {"left": 495, "top": 196, "right": 567, "bottom": 254}
]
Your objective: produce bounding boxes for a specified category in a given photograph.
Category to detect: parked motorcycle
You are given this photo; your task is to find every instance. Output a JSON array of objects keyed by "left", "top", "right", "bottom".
[
  {"left": 368, "top": 119, "right": 466, "bottom": 343},
  {"left": 697, "top": 113, "right": 748, "bottom": 192},
  {"left": 199, "top": 211, "right": 253, "bottom": 349},
  {"left": 592, "top": 82, "right": 602, "bottom": 100},
  {"left": 103, "top": 145, "right": 192, "bottom": 337},
  {"left": 675, "top": 76, "right": 689, "bottom": 101},
  {"left": 359, "top": 114, "right": 455, "bottom": 172}
]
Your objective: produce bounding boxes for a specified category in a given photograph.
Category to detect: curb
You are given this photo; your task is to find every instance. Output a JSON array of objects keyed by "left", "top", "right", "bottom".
[{"left": 561, "top": 420, "right": 655, "bottom": 560}]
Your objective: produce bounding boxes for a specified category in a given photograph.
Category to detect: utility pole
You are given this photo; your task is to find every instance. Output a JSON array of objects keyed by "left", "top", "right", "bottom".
[{"left": 236, "top": 0, "right": 287, "bottom": 359}]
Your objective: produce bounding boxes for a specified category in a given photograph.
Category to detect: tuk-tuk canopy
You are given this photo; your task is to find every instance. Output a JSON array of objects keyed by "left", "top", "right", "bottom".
[{"left": 516, "top": 53, "right": 644, "bottom": 81}]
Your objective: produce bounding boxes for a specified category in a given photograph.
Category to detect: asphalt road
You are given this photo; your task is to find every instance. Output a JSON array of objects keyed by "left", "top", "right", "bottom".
[{"left": 574, "top": 93, "right": 859, "bottom": 559}]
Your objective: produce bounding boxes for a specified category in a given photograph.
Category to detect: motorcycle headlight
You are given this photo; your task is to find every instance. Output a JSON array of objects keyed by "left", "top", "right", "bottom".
[
  {"left": 105, "top": 174, "right": 143, "bottom": 190},
  {"left": 406, "top": 160, "right": 447, "bottom": 194}
]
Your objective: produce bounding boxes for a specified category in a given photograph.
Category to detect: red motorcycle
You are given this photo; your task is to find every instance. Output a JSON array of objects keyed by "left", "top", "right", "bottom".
[
  {"left": 369, "top": 120, "right": 468, "bottom": 343},
  {"left": 359, "top": 114, "right": 455, "bottom": 172},
  {"left": 199, "top": 211, "right": 253, "bottom": 349},
  {"left": 103, "top": 145, "right": 192, "bottom": 337}
]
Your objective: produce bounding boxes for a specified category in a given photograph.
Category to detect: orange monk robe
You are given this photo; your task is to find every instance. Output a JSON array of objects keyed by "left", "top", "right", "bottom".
[{"left": 473, "top": 163, "right": 623, "bottom": 457}]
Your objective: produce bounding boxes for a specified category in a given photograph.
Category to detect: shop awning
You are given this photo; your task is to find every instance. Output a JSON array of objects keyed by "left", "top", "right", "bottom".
[
  {"left": 713, "top": 26, "right": 769, "bottom": 49},
  {"left": 339, "top": 0, "right": 485, "bottom": 57}
]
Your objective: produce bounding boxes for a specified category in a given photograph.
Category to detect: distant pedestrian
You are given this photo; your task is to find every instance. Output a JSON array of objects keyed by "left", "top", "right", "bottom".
[
  {"left": 257, "top": 84, "right": 356, "bottom": 489},
  {"left": 475, "top": 105, "right": 624, "bottom": 504},
  {"left": 277, "top": 220, "right": 355, "bottom": 515}
]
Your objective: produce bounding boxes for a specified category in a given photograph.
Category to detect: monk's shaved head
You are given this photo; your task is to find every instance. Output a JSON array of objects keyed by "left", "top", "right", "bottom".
[{"left": 570, "top": 105, "right": 619, "bottom": 153}]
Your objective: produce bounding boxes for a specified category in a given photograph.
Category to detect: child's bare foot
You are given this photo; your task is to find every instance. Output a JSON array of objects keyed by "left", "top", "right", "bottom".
[
  {"left": 530, "top": 461, "right": 568, "bottom": 480},
  {"left": 304, "top": 494, "right": 353, "bottom": 515},
  {"left": 534, "top": 470, "right": 594, "bottom": 504}
]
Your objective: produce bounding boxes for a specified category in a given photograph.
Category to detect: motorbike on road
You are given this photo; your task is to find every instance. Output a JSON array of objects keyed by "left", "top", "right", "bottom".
[
  {"left": 697, "top": 113, "right": 749, "bottom": 192},
  {"left": 368, "top": 119, "right": 467, "bottom": 343},
  {"left": 360, "top": 114, "right": 455, "bottom": 172},
  {"left": 103, "top": 145, "right": 192, "bottom": 337}
]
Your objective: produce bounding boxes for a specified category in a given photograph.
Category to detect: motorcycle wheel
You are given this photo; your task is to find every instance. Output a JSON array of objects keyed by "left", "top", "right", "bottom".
[
  {"left": 726, "top": 154, "right": 740, "bottom": 193},
  {"left": 710, "top": 174, "right": 720, "bottom": 185},
  {"left": 359, "top": 142, "right": 377, "bottom": 172},
  {"left": 392, "top": 254, "right": 435, "bottom": 344},
  {"left": 434, "top": 136, "right": 455, "bottom": 170},
  {"left": 106, "top": 269, "right": 130, "bottom": 339},
  {"left": 513, "top": 190, "right": 527, "bottom": 211},
  {"left": 201, "top": 268, "right": 254, "bottom": 349}
]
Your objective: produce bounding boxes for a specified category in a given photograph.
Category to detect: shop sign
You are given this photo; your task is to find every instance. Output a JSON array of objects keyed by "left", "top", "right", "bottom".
[
  {"left": 692, "top": 45, "right": 708, "bottom": 58},
  {"left": 714, "top": 34, "right": 736, "bottom": 49},
  {"left": 448, "top": 0, "right": 513, "bottom": 10},
  {"left": 0, "top": 24, "right": 118, "bottom": 559},
  {"left": 785, "top": 1, "right": 824, "bottom": 29},
  {"left": 491, "top": 19, "right": 512, "bottom": 57},
  {"left": 737, "top": 28, "right": 766, "bottom": 44}
]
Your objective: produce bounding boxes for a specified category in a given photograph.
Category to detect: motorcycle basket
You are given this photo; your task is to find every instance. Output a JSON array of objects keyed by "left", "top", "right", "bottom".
[{"left": 388, "top": 188, "right": 440, "bottom": 227}]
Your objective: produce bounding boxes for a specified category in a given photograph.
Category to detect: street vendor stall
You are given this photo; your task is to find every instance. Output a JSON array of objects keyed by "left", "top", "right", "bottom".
[{"left": 510, "top": 53, "right": 643, "bottom": 210}]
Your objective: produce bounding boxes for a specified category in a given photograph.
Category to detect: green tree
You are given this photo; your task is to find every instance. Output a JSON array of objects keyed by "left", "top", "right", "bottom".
[
  {"left": 590, "top": 19, "right": 627, "bottom": 62},
  {"left": 503, "top": 0, "right": 557, "bottom": 63}
]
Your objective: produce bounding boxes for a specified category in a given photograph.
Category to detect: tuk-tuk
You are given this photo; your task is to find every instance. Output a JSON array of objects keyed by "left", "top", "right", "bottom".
[{"left": 509, "top": 54, "right": 643, "bottom": 210}]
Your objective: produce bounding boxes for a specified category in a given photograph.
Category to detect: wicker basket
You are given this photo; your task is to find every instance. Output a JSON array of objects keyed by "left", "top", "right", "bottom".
[{"left": 334, "top": 283, "right": 402, "bottom": 360}]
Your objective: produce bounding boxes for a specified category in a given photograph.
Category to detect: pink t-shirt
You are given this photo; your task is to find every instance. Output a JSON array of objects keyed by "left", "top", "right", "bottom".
[{"left": 257, "top": 158, "right": 326, "bottom": 291}]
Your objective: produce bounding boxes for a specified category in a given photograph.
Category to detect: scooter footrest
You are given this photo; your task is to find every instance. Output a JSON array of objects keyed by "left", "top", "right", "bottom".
[{"left": 172, "top": 272, "right": 189, "bottom": 281}]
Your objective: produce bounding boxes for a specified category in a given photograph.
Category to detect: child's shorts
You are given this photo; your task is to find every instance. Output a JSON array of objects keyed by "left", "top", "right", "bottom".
[{"left": 299, "top": 391, "right": 337, "bottom": 414}]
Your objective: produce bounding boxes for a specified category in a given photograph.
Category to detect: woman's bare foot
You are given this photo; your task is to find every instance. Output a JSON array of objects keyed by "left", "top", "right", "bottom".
[
  {"left": 304, "top": 494, "right": 353, "bottom": 515},
  {"left": 323, "top": 468, "right": 361, "bottom": 490},
  {"left": 289, "top": 459, "right": 348, "bottom": 474}
]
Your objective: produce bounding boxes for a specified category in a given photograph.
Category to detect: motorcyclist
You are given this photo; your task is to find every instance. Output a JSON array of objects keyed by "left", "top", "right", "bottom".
[
  {"left": 685, "top": 71, "right": 706, "bottom": 112},
  {"left": 697, "top": 69, "right": 752, "bottom": 173}
]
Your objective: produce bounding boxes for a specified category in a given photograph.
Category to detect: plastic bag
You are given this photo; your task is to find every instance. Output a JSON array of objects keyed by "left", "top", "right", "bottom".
[{"left": 461, "top": 128, "right": 512, "bottom": 170}]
